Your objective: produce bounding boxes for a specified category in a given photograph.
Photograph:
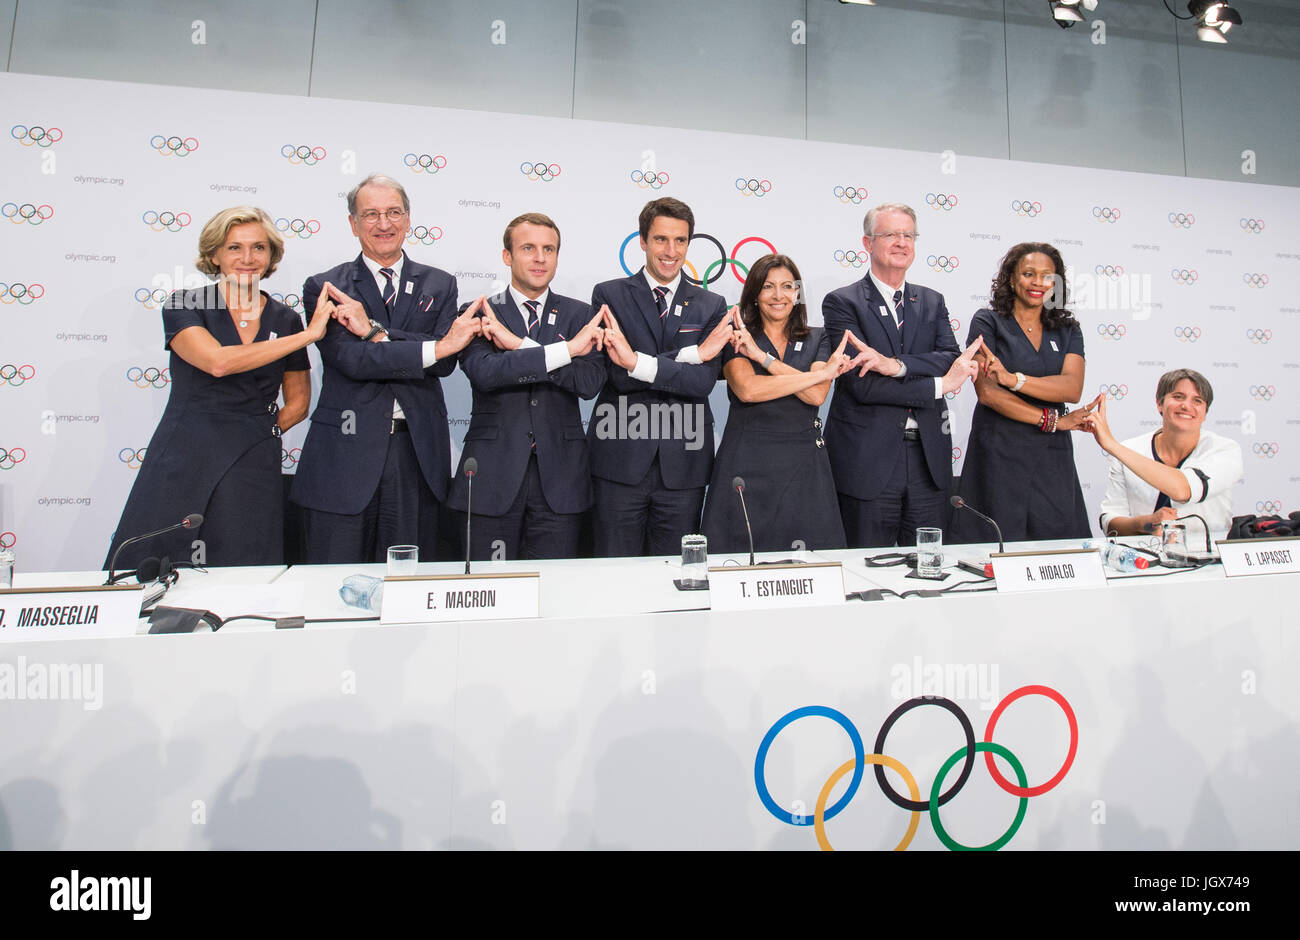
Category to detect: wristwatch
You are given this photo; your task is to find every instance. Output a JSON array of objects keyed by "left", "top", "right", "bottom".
[
  {"left": 362, "top": 319, "right": 388, "bottom": 342},
  {"left": 761, "top": 352, "right": 776, "bottom": 370},
  {"left": 1011, "top": 371, "right": 1027, "bottom": 392}
]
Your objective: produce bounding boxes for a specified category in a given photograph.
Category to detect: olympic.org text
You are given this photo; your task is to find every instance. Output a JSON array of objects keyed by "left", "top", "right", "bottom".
[
  {"left": 0, "top": 656, "right": 103, "bottom": 711},
  {"left": 64, "top": 253, "right": 116, "bottom": 264},
  {"left": 210, "top": 183, "right": 258, "bottom": 194},
  {"left": 73, "top": 175, "right": 124, "bottom": 186},
  {"left": 50, "top": 413, "right": 101, "bottom": 424},
  {"left": 591, "top": 398, "right": 707, "bottom": 451},
  {"left": 50, "top": 870, "right": 150, "bottom": 920},
  {"left": 458, "top": 198, "right": 502, "bottom": 209},
  {"left": 39, "top": 496, "right": 93, "bottom": 506},
  {"left": 890, "top": 656, "right": 1000, "bottom": 710},
  {"left": 56, "top": 332, "right": 109, "bottom": 343}
]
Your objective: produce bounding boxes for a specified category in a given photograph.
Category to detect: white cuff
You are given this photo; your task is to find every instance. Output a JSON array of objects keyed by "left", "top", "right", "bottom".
[
  {"left": 518, "top": 336, "right": 540, "bottom": 349},
  {"left": 421, "top": 340, "right": 437, "bottom": 368},
  {"left": 543, "top": 341, "right": 572, "bottom": 372},
  {"left": 933, "top": 377, "right": 943, "bottom": 399},
  {"left": 629, "top": 352, "right": 659, "bottom": 383},
  {"left": 895, "top": 359, "right": 908, "bottom": 378},
  {"left": 675, "top": 344, "right": 702, "bottom": 365}
]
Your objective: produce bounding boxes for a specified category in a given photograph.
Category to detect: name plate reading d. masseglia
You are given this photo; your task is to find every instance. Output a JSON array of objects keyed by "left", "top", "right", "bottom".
[
  {"left": 0, "top": 584, "right": 144, "bottom": 643},
  {"left": 380, "top": 572, "right": 540, "bottom": 624},
  {"left": 707, "top": 563, "right": 845, "bottom": 611},
  {"left": 1217, "top": 537, "right": 1300, "bottom": 578},
  {"left": 990, "top": 548, "right": 1107, "bottom": 594}
]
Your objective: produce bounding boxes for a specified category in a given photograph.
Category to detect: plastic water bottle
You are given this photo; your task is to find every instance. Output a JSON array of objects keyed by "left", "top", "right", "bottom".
[
  {"left": 339, "top": 574, "right": 384, "bottom": 611},
  {"left": 1085, "top": 541, "right": 1150, "bottom": 572}
]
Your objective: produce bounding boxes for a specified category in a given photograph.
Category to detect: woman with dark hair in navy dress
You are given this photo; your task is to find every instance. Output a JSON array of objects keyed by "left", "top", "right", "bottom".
[
  {"left": 951, "top": 242, "right": 1097, "bottom": 543},
  {"left": 701, "top": 254, "right": 854, "bottom": 554},
  {"left": 104, "top": 206, "right": 333, "bottom": 571}
]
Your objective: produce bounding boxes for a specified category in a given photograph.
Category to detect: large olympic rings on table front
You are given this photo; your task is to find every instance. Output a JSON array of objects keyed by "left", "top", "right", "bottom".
[
  {"left": 618, "top": 232, "right": 777, "bottom": 288},
  {"left": 754, "top": 685, "right": 1077, "bottom": 851}
]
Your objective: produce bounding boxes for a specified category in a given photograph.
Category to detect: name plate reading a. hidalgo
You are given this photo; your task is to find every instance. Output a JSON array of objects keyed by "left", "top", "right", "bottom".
[
  {"left": 380, "top": 572, "right": 540, "bottom": 624},
  {"left": 1217, "top": 537, "right": 1300, "bottom": 578},
  {"left": 707, "top": 563, "right": 846, "bottom": 612},
  {"left": 0, "top": 584, "right": 144, "bottom": 643},
  {"left": 990, "top": 547, "right": 1107, "bottom": 594}
]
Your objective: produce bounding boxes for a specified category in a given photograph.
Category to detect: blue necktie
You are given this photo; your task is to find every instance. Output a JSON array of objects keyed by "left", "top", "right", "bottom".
[
  {"left": 524, "top": 300, "right": 541, "bottom": 338},
  {"left": 380, "top": 267, "right": 396, "bottom": 309}
]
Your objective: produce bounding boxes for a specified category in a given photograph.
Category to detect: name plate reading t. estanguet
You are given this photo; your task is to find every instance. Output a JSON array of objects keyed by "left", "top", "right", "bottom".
[
  {"left": 707, "top": 563, "right": 846, "bottom": 611},
  {"left": 1217, "top": 537, "right": 1300, "bottom": 578},
  {"left": 0, "top": 584, "right": 144, "bottom": 642},
  {"left": 380, "top": 572, "right": 541, "bottom": 624},
  {"left": 990, "top": 548, "right": 1107, "bottom": 594}
]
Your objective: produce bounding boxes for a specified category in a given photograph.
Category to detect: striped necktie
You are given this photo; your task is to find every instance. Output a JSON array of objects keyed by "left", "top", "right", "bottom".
[
  {"left": 380, "top": 267, "right": 396, "bottom": 309},
  {"left": 653, "top": 285, "right": 669, "bottom": 320},
  {"left": 524, "top": 299, "right": 541, "bottom": 338}
]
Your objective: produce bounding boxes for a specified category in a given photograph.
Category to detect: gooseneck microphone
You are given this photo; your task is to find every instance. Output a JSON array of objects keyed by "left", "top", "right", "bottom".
[
  {"left": 733, "top": 476, "right": 755, "bottom": 567},
  {"left": 949, "top": 496, "right": 1004, "bottom": 553},
  {"left": 463, "top": 457, "right": 478, "bottom": 575},
  {"left": 105, "top": 513, "right": 203, "bottom": 585}
]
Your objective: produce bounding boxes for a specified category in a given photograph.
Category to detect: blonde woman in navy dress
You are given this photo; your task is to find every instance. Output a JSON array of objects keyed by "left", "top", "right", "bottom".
[
  {"left": 701, "top": 254, "right": 854, "bottom": 553},
  {"left": 104, "top": 207, "right": 334, "bottom": 570}
]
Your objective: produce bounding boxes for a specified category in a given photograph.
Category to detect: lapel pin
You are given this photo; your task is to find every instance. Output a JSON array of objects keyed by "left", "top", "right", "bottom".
[
  {"left": 547, "top": 313, "right": 556, "bottom": 325},
  {"left": 404, "top": 282, "right": 413, "bottom": 295}
]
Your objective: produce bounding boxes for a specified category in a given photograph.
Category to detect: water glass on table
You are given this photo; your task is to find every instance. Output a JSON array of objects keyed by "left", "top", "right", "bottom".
[{"left": 916, "top": 527, "right": 944, "bottom": 579}]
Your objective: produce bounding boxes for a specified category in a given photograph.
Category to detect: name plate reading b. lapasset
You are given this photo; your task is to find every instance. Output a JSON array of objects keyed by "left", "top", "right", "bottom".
[
  {"left": 990, "top": 548, "right": 1107, "bottom": 594},
  {"left": 380, "top": 572, "right": 540, "bottom": 624},
  {"left": 1217, "top": 538, "right": 1300, "bottom": 578},
  {"left": 708, "top": 563, "right": 846, "bottom": 611},
  {"left": 0, "top": 584, "right": 144, "bottom": 642}
]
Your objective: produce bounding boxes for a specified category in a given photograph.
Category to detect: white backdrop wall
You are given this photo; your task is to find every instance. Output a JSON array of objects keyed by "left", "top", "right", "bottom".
[{"left": 2, "top": 72, "right": 1297, "bottom": 571}]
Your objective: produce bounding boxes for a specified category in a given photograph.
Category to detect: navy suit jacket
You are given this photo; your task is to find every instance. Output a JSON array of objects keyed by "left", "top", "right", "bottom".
[
  {"left": 447, "top": 290, "right": 605, "bottom": 517},
  {"left": 290, "top": 252, "right": 459, "bottom": 513},
  {"left": 588, "top": 270, "right": 727, "bottom": 489},
  {"left": 822, "top": 274, "right": 960, "bottom": 499}
]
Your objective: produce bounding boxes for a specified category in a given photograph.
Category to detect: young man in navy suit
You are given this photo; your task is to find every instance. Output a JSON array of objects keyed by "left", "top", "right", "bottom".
[
  {"left": 822, "top": 202, "right": 980, "bottom": 548},
  {"left": 291, "top": 173, "right": 482, "bottom": 563},
  {"left": 588, "top": 197, "right": 736, "bottom": 557},
  {"left": 447, "top": 213, "right": 606, "bottom": 559}
]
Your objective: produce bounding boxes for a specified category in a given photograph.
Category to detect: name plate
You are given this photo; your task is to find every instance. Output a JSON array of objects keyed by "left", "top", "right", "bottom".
[
  {"left": 707, "top": 563, "right": 845, "bottom": 611},
  {"left": 380, "top": 572, "right": 540, "bottom": 624},
  {"left": 1217, "top": 537, "right": 1300, "bottom": 578},
  {"left": 0, "top": 584, "right": 144, "bottom": 642},
  {"left": 990, "top": 548, "right": 1107, "bottom": 594}
]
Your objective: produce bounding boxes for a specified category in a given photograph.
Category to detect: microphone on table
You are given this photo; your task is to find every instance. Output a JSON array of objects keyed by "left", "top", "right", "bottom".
[
  {"left": 949, "top": 496, "right": 1002, "bottom": 577},
  {"left": 733, "top": 476, "right": 756, "bottom": 567},
  {"left": 463, "top": 457, "right": 478, "bottom": 575},
  {"left": 105, "top": 513, "right": 203, "bottom": 585}
]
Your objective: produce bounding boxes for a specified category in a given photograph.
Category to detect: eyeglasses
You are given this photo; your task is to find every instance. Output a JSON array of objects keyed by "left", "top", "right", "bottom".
[
  {"left": 871, "top": 231, "right": 919, "bottom": 243},
  {"left": 356, "top": 208, "right": 409, "bottom": 224}
]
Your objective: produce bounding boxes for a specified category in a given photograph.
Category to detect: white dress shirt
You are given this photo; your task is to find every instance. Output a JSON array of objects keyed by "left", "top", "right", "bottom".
[
  {"left": 868, "top": 271, "right": 942, "bottom": 423},
  {"left": 629, "top": 270, "right": 701, "bottom": 383},
  {"left": 360, "top": 253, "right": 439, "bottom": 421},
  {"left": 508, "top": 285, "right": 572, "bottom": 373}
]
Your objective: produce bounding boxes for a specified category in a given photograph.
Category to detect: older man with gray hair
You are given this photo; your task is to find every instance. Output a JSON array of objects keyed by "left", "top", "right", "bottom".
[{"left": 291, "top": 173, "right": 481, "bottom": 562}]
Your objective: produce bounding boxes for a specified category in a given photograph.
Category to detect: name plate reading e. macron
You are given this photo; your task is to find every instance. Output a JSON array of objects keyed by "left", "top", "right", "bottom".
[
  {"left": 0, "top": 584, "right": 144, "bottom": 643},
  {"left": 380, "top": 572, "right": 540, "bottom": 624},
  {"left": 990, "top": 548, "right": 1107, "bottom": 594},
  {"left": 1217, "top": 537, "right": 1300, "bottom": 578},
  {"left": 707, "top": 562, "right": 846, "bottom": 611}
]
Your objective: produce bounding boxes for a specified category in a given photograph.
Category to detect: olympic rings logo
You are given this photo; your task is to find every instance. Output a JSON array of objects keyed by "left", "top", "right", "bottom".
[
  {"left": 1092, "top": 206, "right": 1121, "bottom": 222},
  {"left": 755, "top": 686, "right": 1077, "bottom": 851},
  {"left": 150, "top": 134, "right": 198, "bottom": 157},
  {"left": 2, "top": 202, "right": 54, "bottom": 226},
  {"left": 1168, "top": 212, "right": 1195, "bottom": 228},
  {"left": 1100, "top": 383, "right": 1128, "bottom": 400},
  {"left": 1249, "top": 385, "right": 1276, "bottom": 401},
  {"left": 1011, "top": 199, "right": 1042, "bottom": 217},
  {"left": 405, "top": 224, "right": 443, "bottom": 246},
  {"left": 735, "top": 178, "right": 772, "bottom": 197},
  {"left": 951, "top": 446, "right": 962, "bottom": 462},
  {"left": 403, "top": 153, "right": 447, "bottom": 174},
  {"left": 834, "top": 186, "right": 869, "bottom": 205},
  {"left": 142, "top": 210, "right": 192, "bottom": 233},
  {"left": 1174, "top": 326, "right": 1201, "bottom": 342},
  {"left": 631, "top": 170, "right": 670, "bottom": 190},
  {"left": 1243, "top": 273, "right": 1269, "bottom": 288},
  {"left": 11, "top": 125, "right": 62, "bottom": 148},
  {"left": 1253, "top": 442, "right": 1279, "bottom": 458},
  {"left": 520, "top": 161, "right": 560, "bottom": 182},
  {"left": 1257, "top": 499, "right": 1282, "bottom": 514},
  {"left": 118, "top": 447, "right": 148, "bottom": 470},
  {"left": 833, "top": 249, "right": 868, "bottom": 269},
  {"left": 949, "top": 317, "right": 961, "bottom": 333},
  {"left": 281, "top": 447, "right": 302, "bottom": 469},
  {"left": 276, "top": 217, "right": 320, "bottom": 239},
  {"left": 925, "top": 192, "right": 957, "bottom": 210},
  {"left": 0, "top": 282, "right": 44, "bottom": 305},
  {"left": 1170, "top": 268, "right": 1198, "bottom": 284},
  {"left": 0, "top": 447, "right": 28, "bottom": 470},
  {"left": 1240, "top": 218, "right": 1265, "bottom": 234},
  {"left": 927, "top": 254, "right": 959, "bottom": 274},
  {"left": 1096, "top": 323, "right": 1126, "bottom": 340},
  {"left": 281, "top": 144, "right": 326, "bottom": 166},
  {"left": 0, "top": 364, "right": 35, "bottom": 387},
  {"left": 1094, "top": 264, "right": 1124, "bottom": 279},
  {"left": 127, "top": 367, "right": 170, "bottom": 389},
  {"left": 0, "top": 532, "right": 13, "bottom": 549},
  {"left": 1247, "top": 329, "right": 1272, "bottom": 344},
  {"left": 619, "top": 231, "right": 777, "bottom": 288},
  {"left": 270, "top": 292, "right": 304, "bottom": 312},
  {"left": 134, "top": 287, "right": 170, "bottom": 309}
]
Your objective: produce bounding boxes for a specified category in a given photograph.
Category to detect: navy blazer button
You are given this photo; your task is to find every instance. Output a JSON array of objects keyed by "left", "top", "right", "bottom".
[{"left": 530, "top": 399, "right": 538, "bottom": 407}]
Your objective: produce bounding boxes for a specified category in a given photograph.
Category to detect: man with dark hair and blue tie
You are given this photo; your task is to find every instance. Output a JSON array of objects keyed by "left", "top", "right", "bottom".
[
  {"left": 588, "top": 197, "right": 736, "bottom": 557},
  {"left": 291, "top": 173, "right": 482, "bottom": 563},
  {"left": 448, "top": 213, "right": 607, "bottom": 559}
]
